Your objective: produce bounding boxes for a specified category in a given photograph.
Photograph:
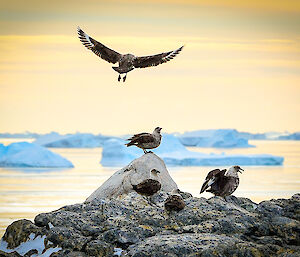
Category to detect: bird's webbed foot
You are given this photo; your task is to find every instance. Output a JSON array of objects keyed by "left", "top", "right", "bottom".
[
  {"left": 143, "top": 149, "right": 148, "bottom": 154},
  {"left": 123, "top": 74, "right": 127, "bottom": 82},
  {"left": 118, "top": 75, "right": 121, "bottom": 82}
]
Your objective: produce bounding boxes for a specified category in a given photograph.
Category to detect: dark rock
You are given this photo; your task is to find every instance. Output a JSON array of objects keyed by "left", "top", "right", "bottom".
[
  {"left": 1, "top": 192, "right": 300, "bottom": 256},
  {"left": 0, "top": 250, "right": 21, "bottom": 257},
  {"left": 24, "top": 249, "right": 38, "bottom": 257},
  {"left": 50, "top": 250, "right": 87, "bottom": 257},
  {"left": 47, "top": 226, "right": 91, "bottom": 251},
  {"left": 85, "top": 240, "right": 114, "bottom": 256},
  {"left": 2, "top": 219, "right": 47, "bottom": 249}
]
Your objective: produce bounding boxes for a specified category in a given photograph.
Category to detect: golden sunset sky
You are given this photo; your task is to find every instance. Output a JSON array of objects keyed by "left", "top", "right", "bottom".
[{"left": 0, "top": 0, "right": 299, "bottom": 135}]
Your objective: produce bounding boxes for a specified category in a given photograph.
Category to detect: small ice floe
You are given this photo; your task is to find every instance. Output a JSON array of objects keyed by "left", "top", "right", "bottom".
[
  {"left": 0, "top": 233, "right": 61, "bottom": 257},
  {"left": 114, "top": 247, "right": 124, "bottom": 256},
  {"left": 48, "top": 222, "right": 54, "bottom": 229}
]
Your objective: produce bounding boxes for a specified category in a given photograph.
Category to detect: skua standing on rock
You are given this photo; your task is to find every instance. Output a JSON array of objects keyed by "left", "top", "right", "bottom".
[
  {"left": 125, "top": 127, "right": 162, "bottom": 154},
  {"left": 132, "top": 169, "right": 161, "bottom": 205},
  {"left": 77, "top": 27, "right": 184, "bottom": 82},
  {"left": 200, "top": 166, "right": 244, "bottom": 199},
  {"left": 164, "top": 189, "right": 186, "bottom": 212}
]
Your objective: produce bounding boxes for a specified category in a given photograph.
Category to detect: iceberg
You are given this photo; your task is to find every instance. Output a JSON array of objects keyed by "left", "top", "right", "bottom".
[
  {"left": 237, "top": 132, "right": 267, "bottom": 140},
  {"left": 100, "top": 134, "right": 283, "bottom": 167},
  {"left": 0, "top": 142, "right": 74, "bottom": 168},
  {"left": 34, "top": 132, "right": 114, "bottom": 148},
  {"left": 277, "top": 132, "right": 300, "bottom": 140},
  {"left": 0, "top": 132, "right": 39, "bottom": 138},
  {"left": 177, "top": 129, "right": 254, "bottom": 148}
]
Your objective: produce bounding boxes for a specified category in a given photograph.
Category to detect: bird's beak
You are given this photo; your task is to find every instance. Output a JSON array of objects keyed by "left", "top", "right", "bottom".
[
  {"left": 152, "top": 169, "right": 160, "bottom": 174},
  {"left": 238, "top": 168, "right": 244, "bottom": 173}
]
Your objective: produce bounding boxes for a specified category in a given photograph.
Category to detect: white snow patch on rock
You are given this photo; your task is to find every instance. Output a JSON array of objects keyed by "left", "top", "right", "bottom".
[{"left": 0, "top": 233, "right": 61, "bottom": 257}]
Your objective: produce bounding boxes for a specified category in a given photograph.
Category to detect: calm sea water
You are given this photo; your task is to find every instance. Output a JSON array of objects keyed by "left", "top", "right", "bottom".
[{"left": 0, "top": 139, "right": 299, "bottom": 237}]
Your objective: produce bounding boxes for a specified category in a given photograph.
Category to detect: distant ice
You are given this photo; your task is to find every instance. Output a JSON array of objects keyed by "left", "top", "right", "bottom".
[
  {"left": 176, "top": 129, "right": 254, "bottom": 148},
  {"left": 240, "top": 131, "right": 293, "bottom": 140},
  {"left": 277, "top": 132, "right": 300, "bottom": 140},
  {"left": 100, "top": 134, "right": 284, "bottom": 167},
  {"left": 0, "top": 142, "right": 73, "bottom": 168},
  {"left": 0, "top": 132, "right": 39, "bottom": 138},
  {"left": 34, "top": 132, "right": 115, "bottom": 148}
]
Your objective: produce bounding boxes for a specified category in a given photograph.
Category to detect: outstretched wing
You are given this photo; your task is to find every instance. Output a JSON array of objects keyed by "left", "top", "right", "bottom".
[
  {"left": 133, "top": 46, "right": 184, "bottom": 68},
  {"left": 200, "top": 169, "right": 226, "bottom": 194},
  {"left": 77, "top": 27, "right": 122, "bottom": 64}
]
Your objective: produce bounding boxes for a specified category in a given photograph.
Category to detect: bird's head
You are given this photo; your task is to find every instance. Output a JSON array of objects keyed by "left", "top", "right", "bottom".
[
  {"left": 154, "top": 127, "right": 162, "bottom": 133},
  {"left": 234, "top": 165, "right": 244, "bottom": 173},
  {"left": 151, "top": 169, "right": 161, "bottom": 175},
  {"left": 226, "top": 165, "right": 244, "bottom": 177}
]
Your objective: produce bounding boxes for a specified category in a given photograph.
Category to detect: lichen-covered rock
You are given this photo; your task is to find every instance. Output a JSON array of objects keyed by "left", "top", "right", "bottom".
[
  {"left": 0, "top": 250, "right": 22, "bottom": 257},
  {"left": 1, "top": 192, "right": 300, "bottom": 257},
  {"left": 85, "top": 240, "right": 114, "bottom": 257},
  {"left": 2, "top": 219, "right": 47, "bottom": 249}
]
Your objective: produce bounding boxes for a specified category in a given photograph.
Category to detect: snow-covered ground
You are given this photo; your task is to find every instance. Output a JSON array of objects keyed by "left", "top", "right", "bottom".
[
  {"left": 34, "top": 132, "right": 115, "bottom": 148},
  {"left": 101, "top": 134, "right": 284, "bottom": 167},
  {"left": 176, "top": 129, "right": 254, "bottom": 148},
  {"left": 0, "top": 142, "right": 73, "bottom": 168}
]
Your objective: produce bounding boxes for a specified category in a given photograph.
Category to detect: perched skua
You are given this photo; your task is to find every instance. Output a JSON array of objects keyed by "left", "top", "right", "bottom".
[
  {"left": 164, "top": 189, "right": 186, "bottom": 212},
  {"left": 125, "top": 127, "right": 162, "bottom": 154},
  {"left": 200, "top": 166, "right": 244, "bottom": 199}
]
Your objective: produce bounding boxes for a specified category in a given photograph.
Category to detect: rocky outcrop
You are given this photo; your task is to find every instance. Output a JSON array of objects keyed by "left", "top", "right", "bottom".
[
  {"left": 0, "top": 192, "right": 299, "bottom": 257},
  {"left": 0, "top": 154, "right": 299, "bottom": 256},
  {"left": 86, "top": 153, "right": 178, "bottom": 201}
]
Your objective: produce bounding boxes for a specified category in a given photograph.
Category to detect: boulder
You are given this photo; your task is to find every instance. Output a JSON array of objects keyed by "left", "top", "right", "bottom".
[{"left": 86, "top": 153, "right": 178, "bottom": 201}]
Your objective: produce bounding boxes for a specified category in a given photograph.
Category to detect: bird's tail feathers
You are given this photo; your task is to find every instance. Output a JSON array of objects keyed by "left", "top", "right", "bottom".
[
  {"left": 112, "top": 66, "right": 134, "bottom": 74},
  {"left": 125, "top": 142, "right": 135, "bottom": 147}
]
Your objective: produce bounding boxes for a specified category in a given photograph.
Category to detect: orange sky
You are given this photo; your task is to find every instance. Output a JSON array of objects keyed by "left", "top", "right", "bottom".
[{"left": 0, "top": 0, "right": 299, "bottom": 135}]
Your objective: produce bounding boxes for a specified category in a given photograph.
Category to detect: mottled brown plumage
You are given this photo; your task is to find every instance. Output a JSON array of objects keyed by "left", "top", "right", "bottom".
[
  {"left": 132, "top": 179, "right": 161, "bottom": 197},
  {"left": 165, "top": 194, "right": 185, "bottom": 212},
  {"left": 77, "top": 27, "right": 183, "bottom": 82},
  {"left": 126, "top": 127, "right": 162, "bottom": 154},
  {"left": 200, "top": 166, "right": 244, "bottom": 197}
]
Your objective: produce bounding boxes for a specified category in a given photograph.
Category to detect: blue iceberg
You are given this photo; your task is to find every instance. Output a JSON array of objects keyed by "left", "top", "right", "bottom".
[
  {"left": 34, "top": 132, "right": 114, "bottom": 148},
  {"left": 0, "top": 142, "right": 74, "bottom": 168},
  {"left": 277, "top": 132, "right": 300, "bottom": 140},
  {"left": 100, "top": 134, "right": 283, "bottom": 167},
  {"left": 177, "top": 129, "right": 254, "bottom": 148}
]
